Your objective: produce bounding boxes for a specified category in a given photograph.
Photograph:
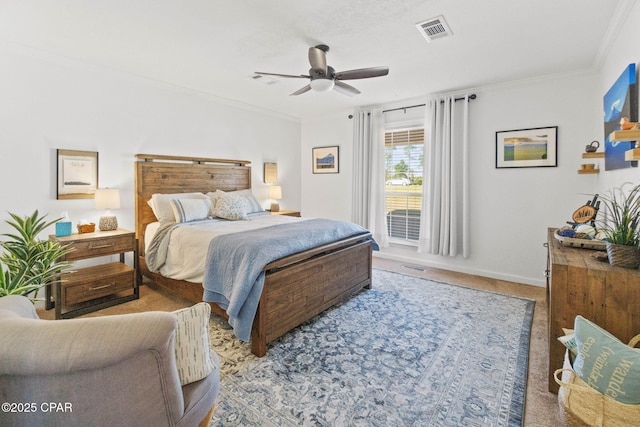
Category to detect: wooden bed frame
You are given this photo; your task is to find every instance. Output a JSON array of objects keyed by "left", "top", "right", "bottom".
[{"left": 135, "top": 154, "right": 373, "bottom": 356}]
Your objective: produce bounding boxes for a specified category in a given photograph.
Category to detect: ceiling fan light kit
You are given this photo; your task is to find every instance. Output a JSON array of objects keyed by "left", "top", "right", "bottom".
[
  {"left": 310, "top": 79, "right": 334, "bottom": 92},
  {"left": 255, "top": 44, "right": 389, "bottom": 96}
]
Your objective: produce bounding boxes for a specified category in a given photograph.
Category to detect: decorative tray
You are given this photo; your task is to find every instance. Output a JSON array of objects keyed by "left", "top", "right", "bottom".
[{"left": 553, "top": 230, "right": 607, "bottom": 250}]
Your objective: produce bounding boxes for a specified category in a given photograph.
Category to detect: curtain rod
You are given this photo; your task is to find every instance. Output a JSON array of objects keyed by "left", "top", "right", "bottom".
[
  {"left": 347, "top": 94, "right": 477, "bottom": 118},
  {"left": 382, "top": 93, "right": 477, "bottom": 114}
]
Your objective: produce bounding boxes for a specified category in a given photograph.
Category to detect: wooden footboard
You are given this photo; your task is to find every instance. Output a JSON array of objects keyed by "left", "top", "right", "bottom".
[
  {"left": 135, "top": 154, "right": 373, "bottom": 357},
  {"left": 139, "top": 234, "right": 373, "bottom": 357},
  {"left": 252, "top": 237, "right": 372, "bottom": 356}
]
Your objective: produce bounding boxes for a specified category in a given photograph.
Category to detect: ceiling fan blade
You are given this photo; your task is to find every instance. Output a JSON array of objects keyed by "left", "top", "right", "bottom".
[
  {"left": 290, "top": 84, "right": 312, "bottom": 96},
  {"left": 333, "top": 80, "right": 361, "bottom": 96},
  {"left": 254, "top": 72, "right": 310, "bottom": 79},
  {"left": 308, "top": 47, "right": 327, "bottom": 76},
  {"left": 334, "top": 66, "right": 389, "bottom": 80}
]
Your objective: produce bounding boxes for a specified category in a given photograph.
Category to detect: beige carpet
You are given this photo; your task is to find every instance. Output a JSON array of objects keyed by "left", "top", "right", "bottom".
[{"left": 37, "top": 257, "right": 562, "bottom": 426}]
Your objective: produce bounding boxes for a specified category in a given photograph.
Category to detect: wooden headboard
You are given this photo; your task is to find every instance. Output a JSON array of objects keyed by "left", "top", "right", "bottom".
[{"left": 134, "top": 154, "right": 252, "bottom": 256}]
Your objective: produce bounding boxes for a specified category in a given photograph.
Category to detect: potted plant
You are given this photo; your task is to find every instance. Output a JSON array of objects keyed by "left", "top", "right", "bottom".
[
  {"left": 597, "top": 182, "right": 640, "bottom": 269},
  {"left": 0, "top": 211, "right": 73, "bottom": 300}
]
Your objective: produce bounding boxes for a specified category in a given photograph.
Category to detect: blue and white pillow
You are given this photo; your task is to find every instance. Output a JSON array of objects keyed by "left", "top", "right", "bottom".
[{"left": 170, "top": 198, "right": 212, "bottom": 223}]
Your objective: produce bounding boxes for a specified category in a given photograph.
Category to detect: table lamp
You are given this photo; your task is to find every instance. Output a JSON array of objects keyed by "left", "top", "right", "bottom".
[
  {"left": 95, "top": 188, "right": 120, "bottom": 231},
  {"left": 268, "top": 185, "right": 282, "bottom": 212}
]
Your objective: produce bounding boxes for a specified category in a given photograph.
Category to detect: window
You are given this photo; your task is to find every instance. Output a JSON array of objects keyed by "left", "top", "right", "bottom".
[{"left": 385, "top": 128, "right": 424, "bottom": 242}]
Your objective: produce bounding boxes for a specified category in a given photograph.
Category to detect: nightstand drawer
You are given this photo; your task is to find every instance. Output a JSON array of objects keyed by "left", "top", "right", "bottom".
[
  {"left": 62, "top": 263, "right": 135, "bottom": 305},
  {"left": 64, "top": 234, "right": 135, "bottom": 260}
]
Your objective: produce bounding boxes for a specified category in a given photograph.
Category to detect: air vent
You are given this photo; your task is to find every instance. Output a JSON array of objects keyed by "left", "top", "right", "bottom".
[{"left": 416, "top": 15, "right": 453, "bottom": 42}]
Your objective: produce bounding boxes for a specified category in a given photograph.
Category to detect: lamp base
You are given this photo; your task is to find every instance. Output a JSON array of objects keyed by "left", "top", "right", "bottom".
[
  {"left": 99, "top": 214, "right": 118, "bottom": 231},
  {"left": 270, "top": 202, "right": 280, "bottom": 212}
]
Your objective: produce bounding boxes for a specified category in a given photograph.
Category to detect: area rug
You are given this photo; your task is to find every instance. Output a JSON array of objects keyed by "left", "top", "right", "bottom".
[{"left": 208, "top": 269, "right": 535, "bottom": 426}]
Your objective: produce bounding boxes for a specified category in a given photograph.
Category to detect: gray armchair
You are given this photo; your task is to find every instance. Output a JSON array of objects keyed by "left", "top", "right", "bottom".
[{"left": 0, "top": 295, "right": 220, "bottom": 427}]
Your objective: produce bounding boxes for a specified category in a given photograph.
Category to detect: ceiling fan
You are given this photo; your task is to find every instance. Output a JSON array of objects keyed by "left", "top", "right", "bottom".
[{"left": 255, "top": 44, "right": 389, "bottom": 96}]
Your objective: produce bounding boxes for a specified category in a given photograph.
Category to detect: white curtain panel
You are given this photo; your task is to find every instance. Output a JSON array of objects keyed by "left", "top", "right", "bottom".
[
  {"left": 419, "top": 95, "right": 470, "bottom": 257},
  {"left": 351, "top": 108, "right": 388, "bottom": 247}
]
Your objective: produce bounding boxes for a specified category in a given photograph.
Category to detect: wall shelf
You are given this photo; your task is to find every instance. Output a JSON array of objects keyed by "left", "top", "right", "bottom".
[
  {"left": 578, "top": 150, "right": 603, "bottom": 174},
  {"left": 609, "top": 130, "right": 640, "bottom": 160},
  {"left": 609, "top": 129, "right": 640, "bottom": 142},
  {"left": 625, "top": 148, "right": 640, "bottom": 161}
]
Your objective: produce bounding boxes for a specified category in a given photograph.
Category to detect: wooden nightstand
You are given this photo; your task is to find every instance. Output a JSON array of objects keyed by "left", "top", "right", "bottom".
[
  {"left": 46, "top": 229, "right": 140, "bottom": 319},
  {"left": 269, "top": 210, "right": 301, "bottom": 217}
]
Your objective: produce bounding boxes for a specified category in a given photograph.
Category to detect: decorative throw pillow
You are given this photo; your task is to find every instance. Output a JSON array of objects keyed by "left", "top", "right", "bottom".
[
  {"left": 173, "top": 303, "right": 216, "bottom": 386},
  {"left": 212, "top": 192, "right": 249, "bottom": 220},
  {"left": 208, "top": 189, "right": 264, "bottom": 214},
  {"left": 148, "top": 192, "right": 208, "bottom": 222},
  {"left": 170, "top": 198, "right": 212, "bottom": 223},
  {"left": 572, "top": 315, "right": 640, "bottom": 404}
]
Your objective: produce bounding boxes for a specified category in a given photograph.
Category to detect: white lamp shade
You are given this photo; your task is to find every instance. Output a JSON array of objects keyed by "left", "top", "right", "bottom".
[
  {"left": 94, "top": 188, "right": 121, "bottom": 209},
  {"left": 268, "top": 186, "right": 282, "bottom": 200},
  {"left": 310, "top": 79, "right": 335, "bottom": 92}
]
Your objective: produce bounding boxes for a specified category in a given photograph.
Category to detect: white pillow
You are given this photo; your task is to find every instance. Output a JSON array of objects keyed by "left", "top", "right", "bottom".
[
  {"left": 170, "top": 198, "right": 212, "bottom": 223},
  {"left": 232, "top": 189, "right": 264, "bottom": 213},
  {"left": 148, "top": 192, "right": 208, "bottom": 222},
  {"left": 212, "top": 192, "right": 249, "bottom": 220},
  {"left": 173, "top": 303, "right": 217, "bottom": 386}
]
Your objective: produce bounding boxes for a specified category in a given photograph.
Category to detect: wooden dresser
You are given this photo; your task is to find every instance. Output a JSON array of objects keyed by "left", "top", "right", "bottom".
[{"left": 546, "top": 228, "right": 640, "bottom": 393}]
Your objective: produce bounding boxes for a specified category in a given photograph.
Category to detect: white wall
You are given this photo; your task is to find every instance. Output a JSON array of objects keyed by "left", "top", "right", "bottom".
[
  {"left": 301, "top": 113, "right": 354, "bottom": 220},
  {"left": 301, "top": 72, "right": 603, "bottom": 286},
  {"left": 0, "top": 42, "right": 301, "bottom": 237}
]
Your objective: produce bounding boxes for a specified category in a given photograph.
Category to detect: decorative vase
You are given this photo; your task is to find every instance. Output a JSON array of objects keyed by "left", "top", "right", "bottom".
[{"left": 606, "top": 242, "right": 640, "bottom": 269}]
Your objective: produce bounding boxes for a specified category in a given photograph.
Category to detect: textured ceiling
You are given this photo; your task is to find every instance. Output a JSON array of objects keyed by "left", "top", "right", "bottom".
[{"left": 0, "top": 0, "right": 626, "bottom": 120}]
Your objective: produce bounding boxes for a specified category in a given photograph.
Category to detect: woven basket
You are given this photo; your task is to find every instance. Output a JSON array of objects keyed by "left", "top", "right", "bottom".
[
  {"left": 605, "top": 242, "right": 640, "bottom": 269},
  {"left": 555, "top": 336, "right": 640, "bottom": 426},
  {"left": 77, "top": 223, "right": 95, "bottom": 233}
]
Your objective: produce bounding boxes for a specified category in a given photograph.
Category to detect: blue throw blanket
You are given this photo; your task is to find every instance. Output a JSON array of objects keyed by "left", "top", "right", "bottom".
[{"left": 202, "top": 218, "right": 376, "bottom": 341}]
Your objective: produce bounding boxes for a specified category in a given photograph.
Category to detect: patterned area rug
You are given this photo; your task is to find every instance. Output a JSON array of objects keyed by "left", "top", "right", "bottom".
[{"left": 209, "top": 269, "right": 534, "bottom": 427}]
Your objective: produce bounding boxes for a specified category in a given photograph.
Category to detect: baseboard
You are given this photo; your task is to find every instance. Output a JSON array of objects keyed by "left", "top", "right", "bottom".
[{"left": 372, "top": 252, "right": 545, "bottom": 287}]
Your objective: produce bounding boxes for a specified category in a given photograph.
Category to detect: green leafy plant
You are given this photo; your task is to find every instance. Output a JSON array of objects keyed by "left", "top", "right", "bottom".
[
  {"left": 0, "top": 211, "right": 73, "bottom": 299},
  {"left": 597, "top": 182, "right": 640, "bottom": 247}
]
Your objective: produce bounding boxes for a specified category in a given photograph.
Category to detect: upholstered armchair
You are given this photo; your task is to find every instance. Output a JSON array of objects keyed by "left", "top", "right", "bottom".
[{"left": 0, "top": 295, "right": 220, "bottom": 427}]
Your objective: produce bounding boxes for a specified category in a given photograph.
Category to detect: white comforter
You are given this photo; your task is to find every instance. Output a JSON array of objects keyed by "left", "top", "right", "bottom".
[{"left": 147, "top": 212, "right": 302, "bottom": 282}]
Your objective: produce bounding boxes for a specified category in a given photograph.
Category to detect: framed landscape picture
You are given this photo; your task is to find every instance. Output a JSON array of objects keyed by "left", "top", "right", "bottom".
[
  {"left": 312, "top": 146, "right": 339, "bottom": 174},
  {"left": 495, "top": 126, "right": 558, "bottom": 168}
]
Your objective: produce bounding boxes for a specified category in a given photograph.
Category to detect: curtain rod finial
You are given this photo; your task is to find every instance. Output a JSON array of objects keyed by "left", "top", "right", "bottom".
[{"left": 348, "top": 114, "right": 353, "bottom": 119}]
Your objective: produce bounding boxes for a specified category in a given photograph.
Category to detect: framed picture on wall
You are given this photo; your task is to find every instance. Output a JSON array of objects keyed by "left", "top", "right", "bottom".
[
  {"left": 495, "top": 126, "right": 558, "bottom": 168},
  {"left": 264, "top": 162, "right": 277, "bottom": 184},
  {"left": 312, "top": 146, "right": 340, "bottom": 174},
  {"left": 56, "top": 149, "right": 99, "bottom": 199}
]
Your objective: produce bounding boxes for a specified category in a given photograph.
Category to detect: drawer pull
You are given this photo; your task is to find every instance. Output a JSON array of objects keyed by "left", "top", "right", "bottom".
[
  {"left": 89, "top": 243, "right": 115, "bottom": 250},
  {"left": 89, "top": 283, "right": 115, "bottom": 291}
]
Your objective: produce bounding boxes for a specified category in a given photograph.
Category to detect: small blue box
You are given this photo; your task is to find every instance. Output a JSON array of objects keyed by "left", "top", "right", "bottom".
[{"left": 55, "top": 222, "right": 72, "bottom": 237}]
